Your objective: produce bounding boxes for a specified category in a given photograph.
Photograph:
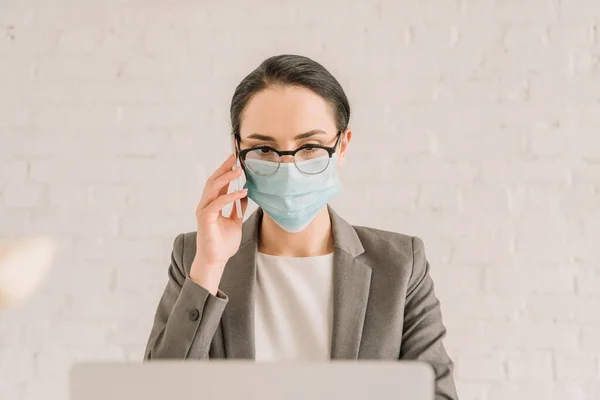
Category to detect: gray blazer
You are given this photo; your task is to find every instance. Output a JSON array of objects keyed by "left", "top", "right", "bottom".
[{"left": 144, "top": 206, "right": 458, "bottom": 400}]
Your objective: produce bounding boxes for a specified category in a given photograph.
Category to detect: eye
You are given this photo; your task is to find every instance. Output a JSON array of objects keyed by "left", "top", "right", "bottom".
[
  {"left": 246, "top": 146, "right": 279, "bottom": 162},
  {"left": 295, "top": 145, "right": 329, "bottom": 161},
  {"left": 302, "top": 144, "right": 320, "bottom": 152}
]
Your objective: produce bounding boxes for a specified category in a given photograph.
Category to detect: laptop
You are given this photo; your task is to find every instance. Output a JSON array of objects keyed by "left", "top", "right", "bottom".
[{"left": 70, "top": 360, "right": 434, "bottom": 400}]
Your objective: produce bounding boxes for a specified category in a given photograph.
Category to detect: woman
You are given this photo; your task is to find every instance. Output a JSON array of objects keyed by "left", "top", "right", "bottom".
[{"left": 144, "top": 54, "right": 458, "bottom": 399}]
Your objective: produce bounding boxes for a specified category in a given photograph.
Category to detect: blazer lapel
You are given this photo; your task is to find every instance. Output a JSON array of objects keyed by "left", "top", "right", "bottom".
[
  {"left": 218, "top": 206, "right": 372, "bottom": 360},
  {"left": 328, "top": 206, "right": 372, "bottom": 359},
  {"left": 218, "top": 209, "right": 261, "bottom": 359}
]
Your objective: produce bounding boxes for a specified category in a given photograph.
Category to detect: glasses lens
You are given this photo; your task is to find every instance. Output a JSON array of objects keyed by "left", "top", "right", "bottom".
[
  {"left": 245, "top": 148, "right": 280, "bottom": 175},
  {"left": 294, "top": 148, "right": 330, "bottom": 174}
]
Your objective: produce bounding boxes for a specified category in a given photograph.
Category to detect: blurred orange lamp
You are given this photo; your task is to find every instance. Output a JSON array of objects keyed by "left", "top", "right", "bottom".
[{"left": 0, "top": 236, "right": 56, "bottom": 309}]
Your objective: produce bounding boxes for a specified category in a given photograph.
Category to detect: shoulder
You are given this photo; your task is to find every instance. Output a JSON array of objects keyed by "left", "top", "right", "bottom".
[
  {"left": 352, "top": 225, "right": 428, "bottom": 276},
  {"left": 170, "top": 231, "right": 199, "bottom": 274},
  {"left": 353, "top": 225, "right": 421, "bottom": 255},
  {"left": 171, "top": 231, "right": 198, "bottom": 251}
]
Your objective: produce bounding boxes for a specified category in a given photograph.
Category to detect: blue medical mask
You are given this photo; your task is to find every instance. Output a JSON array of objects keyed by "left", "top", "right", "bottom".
[{"left": 243, "top": 154, "right": 342, "bottom": 233}]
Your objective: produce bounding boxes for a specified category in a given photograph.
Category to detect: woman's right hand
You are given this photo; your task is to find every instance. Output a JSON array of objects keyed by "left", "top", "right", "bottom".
[{"left": 189, "top": 154, "right": 249, "bottom": 295}]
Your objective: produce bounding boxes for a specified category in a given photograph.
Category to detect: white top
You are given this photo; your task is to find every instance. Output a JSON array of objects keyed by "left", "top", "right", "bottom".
[{"left": 254, "top": 252, "right": 335, "bottom": 362}]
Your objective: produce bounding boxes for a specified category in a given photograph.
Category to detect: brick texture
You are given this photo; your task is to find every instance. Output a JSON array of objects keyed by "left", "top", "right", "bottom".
[{"left": 1, "top": 0, "right": 600, "bottom": 399}]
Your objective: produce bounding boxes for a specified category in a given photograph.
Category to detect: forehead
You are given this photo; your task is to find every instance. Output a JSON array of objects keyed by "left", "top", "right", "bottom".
[{"left": 239, "top": 85, "right": 337, "bottom": 139}]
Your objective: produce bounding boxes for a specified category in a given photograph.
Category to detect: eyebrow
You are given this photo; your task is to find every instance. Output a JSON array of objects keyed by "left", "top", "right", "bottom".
[{"left": 246, "top": 129, "right": 327, "bottom": 142}]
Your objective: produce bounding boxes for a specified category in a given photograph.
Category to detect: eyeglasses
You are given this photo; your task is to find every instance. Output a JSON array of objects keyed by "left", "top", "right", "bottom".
[{"left": 235, "top": 131, "right": 342, "bottom": 176}]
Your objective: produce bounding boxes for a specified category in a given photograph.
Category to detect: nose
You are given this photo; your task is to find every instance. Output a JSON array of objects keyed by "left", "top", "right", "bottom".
[{"left": 279, "top": 154, "right": 294, "bottom": 163}]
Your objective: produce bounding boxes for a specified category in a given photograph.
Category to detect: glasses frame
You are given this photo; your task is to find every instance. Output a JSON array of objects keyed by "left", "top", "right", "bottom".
[{"left": 234, "top": 131, "right": 343, "bottom": 176}]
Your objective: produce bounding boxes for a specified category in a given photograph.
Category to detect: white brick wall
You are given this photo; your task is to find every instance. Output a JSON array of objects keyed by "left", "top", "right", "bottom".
[{"left": 1, "top": 0, "right": 599, "bottom": 399}]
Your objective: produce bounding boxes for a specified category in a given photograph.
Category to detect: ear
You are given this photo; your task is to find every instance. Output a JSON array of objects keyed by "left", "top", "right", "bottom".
[{"left": 337, "top": 129, "right": 352, "bottom": 167}]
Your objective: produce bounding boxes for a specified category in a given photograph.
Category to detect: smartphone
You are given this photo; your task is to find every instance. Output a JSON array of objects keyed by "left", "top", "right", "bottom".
[{"left": 231, "top": 137, "right": 243, "bottom": 219}]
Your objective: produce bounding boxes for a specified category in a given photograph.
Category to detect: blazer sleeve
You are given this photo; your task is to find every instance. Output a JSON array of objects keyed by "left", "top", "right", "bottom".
[
  {"left": 400, "top": 236, "right": 459, "bottom": 400},
  {"left": 144, "top": 233, "right": 228, "bottom": 360}
]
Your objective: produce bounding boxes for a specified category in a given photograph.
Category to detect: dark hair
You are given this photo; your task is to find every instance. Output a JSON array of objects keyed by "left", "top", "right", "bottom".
[{"left": 230, "top": 54, "right": 351, "bottom": 138}]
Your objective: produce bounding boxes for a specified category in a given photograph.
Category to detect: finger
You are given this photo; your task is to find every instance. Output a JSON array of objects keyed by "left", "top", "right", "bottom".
[
  {"left": 203, "top": 189, "right": 248, "bottom": 215},
  {"left": 206, "top": 167, "right": 243, "bottom": 203},
  {"left": 208, "top": 154, "right": 237, "bottom": 182},
  {"left": 230, "top": 195, "right": 249, "bottom": 223},
  {"left": 197, "top": 154, "right": 236, "bottom": 210},
  {"left": 213, "top": 167, "right": 243, "bottom": 197},
  {"left": 199, "top": 167, "right": 243, "bottom": 209}
]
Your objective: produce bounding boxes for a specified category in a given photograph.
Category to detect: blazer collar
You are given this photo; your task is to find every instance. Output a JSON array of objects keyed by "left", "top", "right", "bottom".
[
  {"left": 239, "top": 205, "right": 365, "bottom": 257},
  {"left": 219, "top": 205, "right": 372, "bottom": 360}
]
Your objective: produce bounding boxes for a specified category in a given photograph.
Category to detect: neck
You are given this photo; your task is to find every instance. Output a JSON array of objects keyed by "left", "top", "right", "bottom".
[{"left": 258, "top": 206, "right": 334, "bottom": 257}]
